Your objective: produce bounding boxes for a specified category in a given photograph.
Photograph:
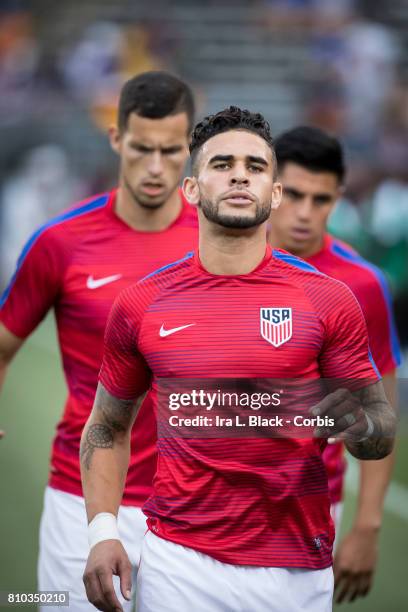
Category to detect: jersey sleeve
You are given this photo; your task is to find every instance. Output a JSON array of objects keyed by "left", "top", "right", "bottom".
[
  {"left": 99, "top": 287, "right": 151, "bottom": 401},
  {"left": 319, "top": 280, "right": 380, "bottom": 385},
  {"left": 358, "top": 269, "right": 401, "bottom": 376},
  {"left": 0, "top": 229, "right": 65, "bottom": 338}
]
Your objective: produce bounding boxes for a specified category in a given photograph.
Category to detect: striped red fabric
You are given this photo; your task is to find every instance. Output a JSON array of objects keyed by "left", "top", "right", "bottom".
[
  {"left": 0, "top": 189, "right": 198, "bottom": 505},
  {"left": 99, "top": 246, "right": 378, "bottom": 567}
]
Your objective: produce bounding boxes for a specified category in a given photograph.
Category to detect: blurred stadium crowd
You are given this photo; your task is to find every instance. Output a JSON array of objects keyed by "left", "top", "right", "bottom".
[{"left": 1, "top": 0, "right": 407, "bottom": 355}]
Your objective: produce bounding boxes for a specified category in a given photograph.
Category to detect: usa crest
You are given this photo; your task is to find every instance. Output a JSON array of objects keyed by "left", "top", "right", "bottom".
[{"left": 260, "top": 308, "right": 292, "bottom": 347}]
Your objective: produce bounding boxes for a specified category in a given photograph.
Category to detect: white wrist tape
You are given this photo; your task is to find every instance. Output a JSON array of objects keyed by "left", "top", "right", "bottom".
[
  {"left": 359, "top": 414, "right": 375, "bottom": 441},
  {"left": 88, "top": 512, "right": 120, "bottom": 549}
]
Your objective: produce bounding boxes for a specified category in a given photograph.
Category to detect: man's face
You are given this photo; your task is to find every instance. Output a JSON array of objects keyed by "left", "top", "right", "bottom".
[
  {"left": 185, "top": 130, "right": 281, "bottom": 230},
  {"left": 270, "top": 162, "right": 341, "bottom": 256},
  {"left": 110, "top": 112, "right": 190, "bottom": 208}
]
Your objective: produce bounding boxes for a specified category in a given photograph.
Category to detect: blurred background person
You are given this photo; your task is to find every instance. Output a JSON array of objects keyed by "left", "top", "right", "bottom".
[{"left": 268, "top": 125, "right": 400, "bottom": 605}]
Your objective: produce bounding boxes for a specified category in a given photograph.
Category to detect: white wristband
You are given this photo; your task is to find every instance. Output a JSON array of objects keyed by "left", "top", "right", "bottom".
[
  {"left": 88, "top": 512, "right": 120, "bottom": 549},
  {"left": 359, "top": 414, "right": 375, "bottom": 442}
]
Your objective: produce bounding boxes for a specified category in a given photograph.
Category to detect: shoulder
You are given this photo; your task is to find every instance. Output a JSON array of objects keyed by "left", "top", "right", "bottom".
[
  {"left": 272, "top": 248, "right": 347, "bottom": 292},
  {"left": 21, "top": 192, "right": 110, "bottom": 256},
  {"left": 272, "top": 248, "right": 361, "bottom": 315},
  {"left": 327, "top": 236, "right": 391, "bottom": 298},
  {"left": 114, "top": 251, "right": 195, "bottom": 311},
  {"left": 139, "top": 250, "right": 195, "bottom": 285},
  {"left": 41, "top": 192, "right": 110, "bottom": 239}
]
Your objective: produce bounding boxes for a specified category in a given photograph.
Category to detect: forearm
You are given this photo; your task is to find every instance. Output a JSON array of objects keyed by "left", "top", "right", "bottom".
[
  {"left": 80, "top": 420, "right": 131, "bottom": 521},
  {"left": 0, "top": 361, "right": 8, "bottom": 393},
  {"left": 80, "top": 383, "right": 140, "bottom": 523},
  {"left": 353, "top": 451, "right": 395, "bottom": 529},
  {"left": 0, "top": 324, "right": 25, "bottom": 398},
  {"left": 352, "top": 371, "right": 397, "bottom": 527}
]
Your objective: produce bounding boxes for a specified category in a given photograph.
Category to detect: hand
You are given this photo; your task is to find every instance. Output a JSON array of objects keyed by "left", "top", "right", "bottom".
[
  {"left": 311, "top": 388, "right": 371, "bottom": 441},
  {"left": 0, "top": 429, "right": 5, "bottom": 439},
  {"left": 333, "top": 526, "right": 378, "bottom": 603},
  {"left": 83, "top": 540, "right": 132, "bottom": 612}
]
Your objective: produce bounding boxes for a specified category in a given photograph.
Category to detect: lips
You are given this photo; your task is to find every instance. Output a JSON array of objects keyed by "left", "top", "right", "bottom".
[
  {"left": 141, "top": 183, "right": 165, "bottom": 196},
  {"left": 222, "top": 191, "right": 255, "bottom": 205},
  {"left": 290, "top": 227, "right": 312, "bottom": 240}
]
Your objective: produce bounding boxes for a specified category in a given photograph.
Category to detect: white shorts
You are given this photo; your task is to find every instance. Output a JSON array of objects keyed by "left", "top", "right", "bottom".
[
  {"left": 136, "top": 531, "right": 333, "bottom": 612},
  {"left": 38, "top": 486, "right": 146, "bottom": 611}
]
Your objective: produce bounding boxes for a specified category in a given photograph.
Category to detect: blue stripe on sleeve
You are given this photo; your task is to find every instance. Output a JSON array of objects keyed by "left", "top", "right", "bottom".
[
  {"left": 273, "top": 250, "right": 323, "bottom": 274},
  {"left": 0, "top": 194, "right": 109, "bottom": 307},
  {"left": 141, "top": 251, "right": 194, "bottom": 282},
  {"left": 331, "top": 240, "right": 402, "bottom": 367}
]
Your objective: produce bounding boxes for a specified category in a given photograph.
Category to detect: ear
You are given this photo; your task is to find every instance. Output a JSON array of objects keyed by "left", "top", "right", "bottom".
[
  {"left": 183, "top": 176, "right": 200, "bottom": 205},
  {"left": 271, "top": 181, "right": 282, "bottom": 210},
  {"left": 108, "top": 125, "right": 121, "bottom": 155}
]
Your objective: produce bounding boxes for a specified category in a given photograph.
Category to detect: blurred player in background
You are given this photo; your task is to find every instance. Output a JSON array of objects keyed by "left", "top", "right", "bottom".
[
  {"left": 0, "top": 71, "right": 197, "bottom": 611},
  {"left": 80, "top": 107, "right": 395, "bottom": 612},
  {"left": 269, "top": 126, "right": 401, "bottom": 604}
]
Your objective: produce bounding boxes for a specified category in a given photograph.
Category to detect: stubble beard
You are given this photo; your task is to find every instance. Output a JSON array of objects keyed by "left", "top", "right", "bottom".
[{"left": 200, "top": 197, "right": 271, "bottom": 229}]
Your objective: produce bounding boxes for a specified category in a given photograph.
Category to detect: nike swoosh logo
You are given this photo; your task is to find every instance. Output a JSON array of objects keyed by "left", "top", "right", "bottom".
[
  {"left": 159, "top": 324, "right": 195, "bottom": 337},
  {"left": 87, "top": 274, "right": 122, "bottom": 289}
]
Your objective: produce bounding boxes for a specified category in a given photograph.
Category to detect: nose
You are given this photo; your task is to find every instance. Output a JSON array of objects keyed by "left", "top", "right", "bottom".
[
  {"left": 296, "top": 198, "right": 313, "bottom": 221},
  {"left": 147, "top": 151, "right": 164, "bottom": 176},
  {"left": 230, "top": 166, "right": 250, "bottom": 187}
]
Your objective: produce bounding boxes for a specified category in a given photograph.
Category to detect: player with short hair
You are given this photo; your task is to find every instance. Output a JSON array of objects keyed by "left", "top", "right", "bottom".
[
  {"left": 80, "top": 107, "right": 396, "bottom": 612},
  {"left": 269, "top": 125, "right": 401, "bottom": 603},
  {"left": 0, "top": 71, "right": 198, "bottom": 611}
]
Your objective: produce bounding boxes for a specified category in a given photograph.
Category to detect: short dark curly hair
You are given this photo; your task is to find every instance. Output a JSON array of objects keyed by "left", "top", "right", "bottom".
[{"left": 190, "top": 106, "right": 276, "bottom": 175}]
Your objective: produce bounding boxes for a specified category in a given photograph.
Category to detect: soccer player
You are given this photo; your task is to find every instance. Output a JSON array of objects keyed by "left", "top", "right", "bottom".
[
  {"left": 80, "top": 107, "right": 396, "bottom": 612},
  {"left": 0, "top": 71, "right": 198, "bottom": 610},
  {"left": 269, "top": 125, "right": 401, "bottom": 603}
]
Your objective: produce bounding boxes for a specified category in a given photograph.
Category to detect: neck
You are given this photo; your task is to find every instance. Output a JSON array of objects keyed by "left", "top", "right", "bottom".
[
  {"left": 114, "top": 183, "right": 182, "bottom": 232},
  {"left": 198, "top": 218, "right": 268, "bottom": 275}
]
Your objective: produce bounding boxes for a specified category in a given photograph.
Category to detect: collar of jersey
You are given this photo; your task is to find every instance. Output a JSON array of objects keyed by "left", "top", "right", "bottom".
[{"left": 192, "top": 245, "right": 273, "bottom": 278}]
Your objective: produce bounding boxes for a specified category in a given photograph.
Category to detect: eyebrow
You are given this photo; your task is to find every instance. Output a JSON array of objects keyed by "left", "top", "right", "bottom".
[
  {"left": 284, "top": 186, "right": 332, "bottom": 198},
  {"left": 283, "top": 186, "right": 332, "bottom": 200},
  {"left": 208, "top": 154, "right": 268, "bottom": 166}
]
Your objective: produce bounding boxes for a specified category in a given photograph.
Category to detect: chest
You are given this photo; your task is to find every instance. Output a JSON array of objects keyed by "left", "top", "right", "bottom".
[
  {"left": 139, "top": 281, "right": 325, "bottom": 378},
  {"left": 56, "top": 227, "right": 197, "bottom": 334}
]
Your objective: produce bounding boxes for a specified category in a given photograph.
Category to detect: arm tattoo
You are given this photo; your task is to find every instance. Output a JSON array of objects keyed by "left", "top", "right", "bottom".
[
  {"left": 81, "top": 384, "right": 138, "bottom": 470},
  {"left": 346, "top": 381, "right": 396, "bottom": 460}
]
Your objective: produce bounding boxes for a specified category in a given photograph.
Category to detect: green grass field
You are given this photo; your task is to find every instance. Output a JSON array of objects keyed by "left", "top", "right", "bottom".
[{"left": 0, "top": 316, "right": 407, "bottom": 611}]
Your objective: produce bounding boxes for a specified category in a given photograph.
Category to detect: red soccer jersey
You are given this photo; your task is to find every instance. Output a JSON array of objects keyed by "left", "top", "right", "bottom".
[
  {"left": 0, "top": 189, "right": 198, "bottom": 505},
  {"left": 99, "top": 246, "right": 378, "bottom": 568},
  {"left": 307, "top": 234, "right": 401, "bottom": 504}
]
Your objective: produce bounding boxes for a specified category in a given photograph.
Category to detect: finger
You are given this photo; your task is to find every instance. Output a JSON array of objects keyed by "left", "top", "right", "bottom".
[
  {"left": 314, "top": 404, "right": 361, "bottom": 438},
  {"left": 359, "top": 572, "right": 373, "bottom": 597},
  {"left": 0, "top": 430, "right": 5, "bottom": 438},
  {"left": 330, "top": 419, "right": 370, "bottom": 442},
  {"left": 333, "top": 568, "right": 348, "bottom": 592},
  {"left": 335, "top": 574, "right": 354, "bottom": 604},
  {"left": 118, "top": 558, "right": 132, "bottom": 601},
  {"left": 330, "top": 409, "right": 367, "bottom": 436},
  {"left": 97, "top": 570, "right": 123, "bottom": 612},
  {"left": 84, "top": 572, "right": 105, "bottom": 611},
  {"left": 347, "top": 572, "right": 373, "bottom": 603},
  {"left": 311, "top": 388, "right": 350, "bottom": 417}
]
